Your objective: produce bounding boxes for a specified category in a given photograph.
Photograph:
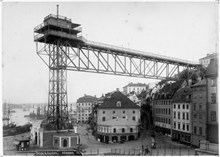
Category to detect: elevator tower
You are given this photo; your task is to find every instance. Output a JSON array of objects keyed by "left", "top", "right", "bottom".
[{"left": 34, "top": 6, "right": 82, "bottom": 130}]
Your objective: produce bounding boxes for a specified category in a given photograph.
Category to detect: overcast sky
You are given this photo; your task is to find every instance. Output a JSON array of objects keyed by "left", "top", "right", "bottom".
[{"left": 2, "top": 2, "right": 218, "bottom": 104}]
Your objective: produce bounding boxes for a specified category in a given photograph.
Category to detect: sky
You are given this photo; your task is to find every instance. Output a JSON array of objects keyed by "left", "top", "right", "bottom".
[{"left": 2, "top": 2, "right": 218, "bottom": 104}]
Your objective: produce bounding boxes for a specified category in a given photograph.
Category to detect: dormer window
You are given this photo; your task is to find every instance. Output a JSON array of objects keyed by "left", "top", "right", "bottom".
[{"left": 116, "top": 101, "right": 121, "bottom": 107}]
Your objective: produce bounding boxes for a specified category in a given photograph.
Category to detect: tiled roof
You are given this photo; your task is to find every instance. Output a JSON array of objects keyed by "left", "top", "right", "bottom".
[
  {"left": 97, "top": 91, "right": 140, "bottom": 109},
  {"left": 172, "top": 86, "right": 192, "bottom": 103},
  {"left": 206, "top": 58, "right": 218, "bottom": 77},
  {"left": 76, "top": 95, "right": 98, "bottom": 103},
  {"left": 124, "top": 82, "right": 148, "bottom": 88},
  {"left": 191, "top": 79, "right": 206, "bottom": 87},
  {"left": 154, "top": 80, "right": 184, "bottom": 100},
  {"left": 199, "top": 53, "right": 217, "bottom": 60},
  {"left": 99, "top": 118, "right": 139, "bottom": 126}
]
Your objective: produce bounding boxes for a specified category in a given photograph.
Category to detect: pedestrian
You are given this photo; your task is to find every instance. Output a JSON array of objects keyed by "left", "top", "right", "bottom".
[{"left": 145, "top": 146, "right": 150, "bottom": 154}]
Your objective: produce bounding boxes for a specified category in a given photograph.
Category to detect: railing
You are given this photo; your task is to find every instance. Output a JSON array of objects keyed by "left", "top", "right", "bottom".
[
  {"left": 34, "top": 23, "right": 44, "bottom": 32},
  {"left": 34, "top": 33, "right": 44, "bottom": 41},
  {"left": 44, "top": 14, "right": 71, "bottom": 22},
  {"left": 85, "top": 39, "right": 199, "bottom": 65}
]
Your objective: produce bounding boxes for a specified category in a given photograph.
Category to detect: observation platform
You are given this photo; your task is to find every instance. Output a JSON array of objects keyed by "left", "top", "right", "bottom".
[{"left": 34, "top": 14, "right": 199, "bottom": 67}]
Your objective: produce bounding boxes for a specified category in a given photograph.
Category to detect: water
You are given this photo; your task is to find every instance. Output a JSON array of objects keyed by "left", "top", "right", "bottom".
[{"left": 10, "top": 108, "right": 42, "bottom": 126}]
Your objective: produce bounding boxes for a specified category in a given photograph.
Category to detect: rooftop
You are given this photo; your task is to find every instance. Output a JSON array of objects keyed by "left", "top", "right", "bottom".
[
  {"left": 206, "top": 58, "right": 218, "bottom": 77},
  {"left": 76, "top": 95, "right": 98, "bottom": 103},
  {"left": 98, "top": 91, "right": 140, "bottom": 109},
  {"left": 191, "top": 79, "right": 206, "bottom": 87},
  {"left": 172, "top": 86, "right": 192, "bottom": 103},
  {"left": 124, "top": 82, "right": 148, "bottom": 88}
]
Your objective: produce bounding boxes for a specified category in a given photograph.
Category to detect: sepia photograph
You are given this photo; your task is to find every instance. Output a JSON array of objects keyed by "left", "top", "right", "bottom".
[{"left": 2, "top": 1, "right": 219, "bottom": 156}]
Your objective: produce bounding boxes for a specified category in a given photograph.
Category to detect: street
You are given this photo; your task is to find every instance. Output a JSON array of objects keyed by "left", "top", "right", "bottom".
[{"left": 77, "top": 124, "right": 196, "bottom": 155}]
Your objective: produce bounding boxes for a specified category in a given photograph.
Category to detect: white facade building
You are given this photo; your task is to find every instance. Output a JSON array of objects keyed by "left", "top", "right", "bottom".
[
  {"left": 123, "top": 83, "right": 148, "bottom": 95},
  {"left": 76, "top": 95, "right": 98, "bottom": 123}
]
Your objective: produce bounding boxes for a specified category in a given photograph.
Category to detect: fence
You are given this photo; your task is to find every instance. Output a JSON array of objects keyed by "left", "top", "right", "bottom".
[{"left": 84, "top": 145, "right": 195, "bottom": 156}]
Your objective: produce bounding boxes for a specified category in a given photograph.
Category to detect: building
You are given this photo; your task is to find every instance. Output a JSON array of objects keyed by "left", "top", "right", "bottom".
[
  {"left": 152, "top": 80, "right": 183, "bottom": 136},
  {"left": 76, "top": 95, "right": 98, "bottom": 123},
  {"left": 191, "top": 79, "right": 207, "bottom": 147},
  {"left": 127, "top": 91, "right": 141, "bottom": 106},
  {"left": 123, "top": 82, "right": 148, "bottom": 95},
  {"left": 96, "top": 91, "right": 140, "bottom": 143},
  {"left": 199, "top": 53, "right": 218, "bottom": 68},
  {"left": 172, "top": 86, "right": 192, "bottom": 144},
  {"left": 205, "top": 58, "right": 218, "bottom": 143}
]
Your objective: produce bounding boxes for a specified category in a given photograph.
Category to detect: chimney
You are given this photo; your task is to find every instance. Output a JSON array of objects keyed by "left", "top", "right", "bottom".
[
  {"left": 188, "top": 79, "right": 192, "bottom": 86},
  {"left": 116, "top": 88, "right": 119, "bottom": 91}
]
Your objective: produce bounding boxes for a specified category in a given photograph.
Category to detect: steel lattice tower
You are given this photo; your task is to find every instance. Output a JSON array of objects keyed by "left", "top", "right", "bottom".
[{"left": 34, "top": 6, "right": 82, "bottom": 130}]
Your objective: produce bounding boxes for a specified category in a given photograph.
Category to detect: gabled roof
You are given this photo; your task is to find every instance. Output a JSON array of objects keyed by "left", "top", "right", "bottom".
[
  {"left": 99, "top": 118, "right": 139, "bottom": 126},
  {"left": 172, "top": 86, "right": 192, "bottom": 103},
  {"left": 76, "top": 95, "right": 98, "bottom": 103},
  {"left": 206, "top": 58, "right": 218, "bottom": 77},
  {"left": 124, "top": 82, "right": 148, "bottom": 88},
  {"left": 97, "top": 91, "right": 140, "bottom": 109},
  {"left": 191, "top": 79, "right": 206, "bottom": 87},
  {"left": 154, "top": 80, "right": 184, "bottom": 100}
]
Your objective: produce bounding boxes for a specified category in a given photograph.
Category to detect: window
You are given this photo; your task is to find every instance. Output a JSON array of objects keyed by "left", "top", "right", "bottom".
[
  {"left": 130, "top": 128, "right": 133, "bottom": 133},
  {"left": 194, "top": 114, "right": 197, "bottom": 119},
  {"left": 103, "top": 111, "right": 105, "bottom": 114},
  {"left": 178, "top": 112, "right": 180, "bottom": 119},
  {"left": 183, "top": 104, "right": 185, "bottom": 109},
  {"left": 113, "top": 128, "right": 116, "bottom": 133},
  {"left": 211, "top": 111, "right": 216, "bottom": 121},
  {"left": 182, "top": 112, "right": 185, "bottom": 120},
  {"left": 211, "top": 78, "right": 216, "bottom": 87},
  {"left": 186, "top": 125, "right": 189, "bottom": 131},
  {"left": 113, "top": 110, "right": 115, "bottom": 114},
  {"left": 186, "top": 113, "right": 189, "bottom": 120},
  {"left": 178, "top": 123, "right": 180, "bottom": 129},
  {"left": 211, "top": 93, "right": 216, "bottom": 104},
  {"left": 178, "top": 105, "right": 180, "bottom": 109},
  {"left": 183, "top": 124, "right": 185, "bottom": 130},
  {"left": 194, "top": 103, "right": 196, "bottom": 111},
  {"left": 122, "top": 128, "right": 125, "bottom": 133},
  {"left": 186, "top": 105, "right": 189, "bottom": 109},
  {"left": 169, "top": 109, "right": 170, "bottom": 114},
  {"left": 132, "top": 116, "right": 136, "bottom": 121},
  {"left": 174, "top": 122, "right": 176, "bottom": 129},
  {"left": 174, "top": 104, "right": 176, "bottom": 109},
  {"left": 133, "top": 110, "right": 135, "bottom": 114},
  {"left": 123, "top": 110, "right": 125, "bottom": 114},
  {"left": 199, "top": 127, "right": 202, "bottom": 135},
  {"left": 117, "top": 101, "right": 121, "bottom": 107},
  {"left": 123, "top": 116, "right": 126, "bottom": 119},
  {"left": 102, "top": 117, "right": 106, "bottom": 121},
  {"left": 194, "top": 126, "right": 197, "bottom": 134},
  {"left": 63, "top": 139, "right": 68, "bottom": 147},
  {"left": 169, "top": 119, "right": 170, "bottom": 124},
  {"left": 54, "top": 138, "right": 58, "bottom": 144},
  {"left": 199, "top": 104, "right": 202, "bottom": 110},
  {"left": 112, "top": 117, "right": 116, "bottom": 119}
]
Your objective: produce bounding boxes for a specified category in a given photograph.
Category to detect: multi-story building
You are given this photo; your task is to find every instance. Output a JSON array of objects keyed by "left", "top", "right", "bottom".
[
  {"left": 199, "top": 53, "right": 218, "bottom": 68},
  {"left": 152, "top": 80, "right": 183, "bottom": 136},
  {"left": 123, "top": 82, "right": 148, "bottom": 95},
  {"left": 127, "top": 91, "right": 141, "bottom": 106},
  {"left": 205, "top": 58, "right": 218, "bottom": 143},
  {"left": 96, "top": 91, "right": 140, "bottom": 143},
  {"left": 191, "top": 79, "right": 207, "bottom": 146},
  {"left": 172, "top": 86, "right": 192, "bottom": 144},
  {"left": 76, "top": 95, "right": 98, "bottom": 123}
]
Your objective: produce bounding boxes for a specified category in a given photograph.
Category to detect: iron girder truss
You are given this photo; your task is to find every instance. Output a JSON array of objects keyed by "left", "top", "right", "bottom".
[
  {"left": 37, "top": 40, "right": 69, "bottom": 129},
  {"left": 36, "top": 40, "right": 195, "bottom": 81}
]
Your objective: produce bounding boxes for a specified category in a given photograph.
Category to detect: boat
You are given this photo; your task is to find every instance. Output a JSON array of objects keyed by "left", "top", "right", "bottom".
[{"left": 3, "top": 102, "right": 32, "bottom": 137}]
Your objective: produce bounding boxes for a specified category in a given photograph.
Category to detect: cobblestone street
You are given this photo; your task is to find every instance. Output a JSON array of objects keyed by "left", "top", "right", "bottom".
[{"left": 78, "top": 124, "right": 196, "bottom": 155}]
